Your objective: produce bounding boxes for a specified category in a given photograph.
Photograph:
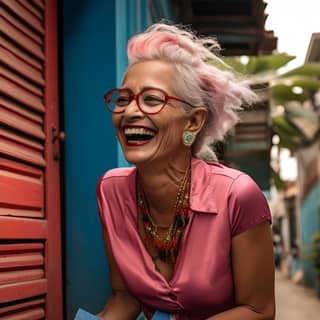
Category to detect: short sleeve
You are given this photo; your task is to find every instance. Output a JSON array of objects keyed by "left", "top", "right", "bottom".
[
  {"left": 96, "top": 175, "right": 107, "bottom": 230},
  {"left": 228, "top": 173, "right": 272, "bottom": 237}
]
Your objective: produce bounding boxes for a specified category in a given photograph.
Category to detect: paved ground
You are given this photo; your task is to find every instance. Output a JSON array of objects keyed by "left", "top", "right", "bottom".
[{"left": 275, "top": 271, "right": 320, "bottom": 319}]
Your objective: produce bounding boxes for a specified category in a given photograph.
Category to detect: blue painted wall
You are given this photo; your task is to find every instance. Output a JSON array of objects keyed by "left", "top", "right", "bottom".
[
  {"left": 301, "top": 181, "right": 320, "bottom": 287},
  {"left": 62, "top": 1, "right": 177, "bottom": 318},
  {"left": 62, "top": 1, "right": 117, "bottom": 318},
  {"left": 62, "top": 0, "right": 154, "bottom": 318},
  {"left": 115, "top": 0, "right": 151, "bottom": 167}
]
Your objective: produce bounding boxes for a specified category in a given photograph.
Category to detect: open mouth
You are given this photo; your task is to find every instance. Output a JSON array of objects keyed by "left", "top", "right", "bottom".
[{"left": 124, "top": 127, "right": 156, "bottom": 144}]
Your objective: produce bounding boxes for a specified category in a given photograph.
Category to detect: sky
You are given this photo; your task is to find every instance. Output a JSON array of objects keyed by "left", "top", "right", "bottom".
[{"left": 265, "top": 0, "right": 320, "bottom": 69}]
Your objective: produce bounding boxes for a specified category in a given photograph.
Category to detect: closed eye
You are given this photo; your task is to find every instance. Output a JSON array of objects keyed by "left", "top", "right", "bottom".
[
  {"left": 116, "top": 96, "right": 130, "bottom": 106},
  {"left": 143, "top": 95, "right": 165, "bottom": 106}
]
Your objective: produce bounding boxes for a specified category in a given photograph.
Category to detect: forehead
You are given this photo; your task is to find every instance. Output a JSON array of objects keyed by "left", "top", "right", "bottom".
[{"left": 122, "top": 60, "right": 176, "bottom": 92}]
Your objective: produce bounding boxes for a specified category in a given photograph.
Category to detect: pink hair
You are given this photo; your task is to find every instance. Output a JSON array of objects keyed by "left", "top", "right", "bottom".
[{"left": 126, "top": 23, "right": 256, "bottom": 161}]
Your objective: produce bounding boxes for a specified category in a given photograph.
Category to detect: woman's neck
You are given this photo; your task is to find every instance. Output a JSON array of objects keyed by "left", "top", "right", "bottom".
[{"left": 136, "top": 157, "right": 191, "bottom": 224}]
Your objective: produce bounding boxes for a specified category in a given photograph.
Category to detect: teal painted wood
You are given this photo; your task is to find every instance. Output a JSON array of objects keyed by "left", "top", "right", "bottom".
[
  {"left": 149, "top": 0, "right": 175, "bottom": 22},
  {"left": 62, "top": 0, "right": 117, "bottom": 318},
  {"left": 115, "top": 0, "right": 152, "bottom": 168},
  {"left": 301, "top": 181, "right": 320, "bottom": 287}
]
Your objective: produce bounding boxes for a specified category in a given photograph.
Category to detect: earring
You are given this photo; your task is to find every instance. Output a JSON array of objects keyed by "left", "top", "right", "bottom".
[{"left": 182, "top": 131, "right": 195, "bottom": 146}]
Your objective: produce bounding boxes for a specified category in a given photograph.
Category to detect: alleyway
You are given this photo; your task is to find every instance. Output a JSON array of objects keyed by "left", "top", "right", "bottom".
[{"left": 275, "top": 271, "right": 320, "bottom": 319}]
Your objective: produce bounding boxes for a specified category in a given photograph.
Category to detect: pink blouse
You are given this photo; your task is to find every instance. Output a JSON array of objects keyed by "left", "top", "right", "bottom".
[{"left": 96, "top": 157, "right": 271, "bottom": 320}]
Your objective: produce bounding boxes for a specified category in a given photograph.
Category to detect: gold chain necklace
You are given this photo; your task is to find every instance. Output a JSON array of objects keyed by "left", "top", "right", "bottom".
[{"left": 137, "top": 166, "right": 191, "bottom": 264}]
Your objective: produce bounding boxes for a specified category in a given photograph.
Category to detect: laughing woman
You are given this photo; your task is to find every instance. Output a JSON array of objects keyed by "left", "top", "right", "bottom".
[{"left": 96, "top": 23, "right": 275, "bottom": 320}]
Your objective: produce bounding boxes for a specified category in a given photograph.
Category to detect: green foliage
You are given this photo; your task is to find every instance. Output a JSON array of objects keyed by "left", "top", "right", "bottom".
[
  {"left": 271, "top": 76, "right": 320, "bottom": 104},
  {"left": 271, "top": 84, "right": 308, "bottom": 103},
  {"left": 271, "top": 115, "right": 303, "bottom": 150},
  {"left": 281, "top": 63, "right": 320, "bottom": 77},
  {"left": 246, "top": 53, "right": 296, "bottom": 74},
  {"left": 271, "top": 168, "right": 286, "bottom": 191},
  {"left": 220, "top": 53, "right": 296, "bottom": 75}
]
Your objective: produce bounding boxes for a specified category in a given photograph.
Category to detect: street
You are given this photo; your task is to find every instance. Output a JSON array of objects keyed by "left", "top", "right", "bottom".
[{"left": 275, "top": 271, "right": 320, "bottom": 319}]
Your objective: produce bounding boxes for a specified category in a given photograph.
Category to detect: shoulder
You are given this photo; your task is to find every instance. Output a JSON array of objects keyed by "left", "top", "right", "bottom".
[
  {"left": 100, "top": 166, "right": 135, "bottom": 182},
  {"left": 97, "top": 167, "right": 136, "bottom": 192},
  {"left": 192, "top": 157, "right": 245, "bottom": 190}
]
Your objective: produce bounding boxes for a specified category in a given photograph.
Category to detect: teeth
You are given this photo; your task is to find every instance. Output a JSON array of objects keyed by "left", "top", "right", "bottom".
[{"left": 124, "top": 127, "right": 155, "bottom": 136}]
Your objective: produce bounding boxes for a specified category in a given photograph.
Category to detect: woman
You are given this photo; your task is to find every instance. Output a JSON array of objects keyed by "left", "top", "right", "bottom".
[{"left": 96, "top": 23, "right": 275, "bottom": 320}]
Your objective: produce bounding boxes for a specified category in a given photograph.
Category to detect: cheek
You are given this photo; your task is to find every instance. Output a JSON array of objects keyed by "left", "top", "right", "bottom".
[{"left": 112, "top": 115, "right": 121, "bottom": 131}]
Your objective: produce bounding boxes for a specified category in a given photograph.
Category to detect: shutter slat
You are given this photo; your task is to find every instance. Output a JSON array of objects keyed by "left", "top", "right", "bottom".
[
  {"left": 1, "top": 77, "right": 45, "bottom": 112},
  {"left": 1, "top": 6, "right": 43, "bottom": 44},
  {"left": 2, "top": 0, "right": 45, "bottom": 34},
  {"left": 0, "top": 243, "right": 44, "bottom": 251},
  {"left": 1, "top": 17, "right": 45, "bottom": 60},
  {"left": 0, "top": 97, "right": 43, "bottom": 125},
  {"left": 2, "top": 68, "right": 43, "bottom": 97},
  {"left": 30, "top": 0, "right": 45, "bottom": 11},
  {"left": 0, "top": 129, "right": 45, "bottom": 167},
  {"left": 17, "top": 0, "right": 43, "bottom": 20},
  {"left": 0, "top": 128, "right": 44, "bottom": 151},
  {"left": 0, "top": 158, "right": 42, "bottom": 178},
  {"left": 2, "top": 37, "right": 43, "bottom": 71},
  {"left": 0, "top": 174, "right": 43, "bottom": 216},
  {"left": 0, "top": 217, "right": 47, "bottom": 239},
  {"left": 1, "top": 105, "right": 45, "bottom": 140},
  {"left": 1, "top": 0, "right": 62, "bottom": 315},
  {"left": 0, "top": 279, "right": 47, "bottom": 303},
  {"left": 0, "top": 254, "right": 44, "bottom": 269},
  {"left": 1, "top": 307, "right": 45, "bottom": 320},
  {"left": 0, "top": 208, "right": 44, "bottom": 219},
  {"left": 0, "top": 297, "right": 45, "bottom": 314},
  {"left": 1, "top": 46, "right": 45, "bottom": 86}
]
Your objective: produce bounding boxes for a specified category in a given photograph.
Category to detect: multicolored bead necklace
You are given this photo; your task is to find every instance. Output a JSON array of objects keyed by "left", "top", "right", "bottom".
[{"left": 137, "top": 165, "right": 191, "bottom": 264}]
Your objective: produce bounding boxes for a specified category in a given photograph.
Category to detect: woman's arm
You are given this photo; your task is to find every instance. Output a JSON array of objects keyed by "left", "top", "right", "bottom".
[
  {"left": 96, "top": 229, "right": 141, "bottom": 320},
  {"left": 207, "top": 221, "right": 275, "bottom": 320}
]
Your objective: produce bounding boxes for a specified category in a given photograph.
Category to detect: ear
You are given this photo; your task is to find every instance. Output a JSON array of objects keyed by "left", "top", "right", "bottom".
[{"left": 184, "top": 107, "right": 208, "bottom": 134}]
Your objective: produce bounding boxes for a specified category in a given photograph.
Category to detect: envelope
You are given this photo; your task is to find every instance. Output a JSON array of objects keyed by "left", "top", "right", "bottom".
[{"left": 74, "top": 308, "right": 101, "bottom": 320}]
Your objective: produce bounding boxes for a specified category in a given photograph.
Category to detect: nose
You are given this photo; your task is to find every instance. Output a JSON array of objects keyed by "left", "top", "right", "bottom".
[{"left": 123, "top": 96, "right": 143, "bottom": 116}]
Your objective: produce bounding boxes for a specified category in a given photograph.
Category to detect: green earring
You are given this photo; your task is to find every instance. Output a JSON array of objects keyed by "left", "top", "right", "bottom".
[{"left": 183, "top": 131, "right": 195, "bottom": 146}]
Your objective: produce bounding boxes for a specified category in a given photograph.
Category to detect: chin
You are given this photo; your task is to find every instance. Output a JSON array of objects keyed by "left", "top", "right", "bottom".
[{"left": 122, "top": 151, "right": 152, "bottom": 166}]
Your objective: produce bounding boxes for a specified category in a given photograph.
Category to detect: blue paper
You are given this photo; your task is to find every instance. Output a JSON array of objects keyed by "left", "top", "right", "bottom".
[
  {"left": 151, "top": 310, "right": 172, "bottom": 320},
  {"left": 74, "top": 308, "right": 101, "bottom": 320}
]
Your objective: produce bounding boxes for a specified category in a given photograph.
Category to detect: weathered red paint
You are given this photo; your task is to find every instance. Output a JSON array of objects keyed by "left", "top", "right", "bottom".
[{"left": 44, "top": 0, "right": 63, "bottom": 318}]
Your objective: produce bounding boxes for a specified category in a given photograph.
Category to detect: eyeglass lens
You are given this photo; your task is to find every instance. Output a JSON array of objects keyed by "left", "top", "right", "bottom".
[{"left": 107, "top": 89, "right": 166, "bottom": 114}]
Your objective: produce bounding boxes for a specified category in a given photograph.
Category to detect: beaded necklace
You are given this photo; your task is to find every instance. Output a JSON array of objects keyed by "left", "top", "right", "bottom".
[{"left": 137, "top": 166, "right": 191, "bottom": 264}]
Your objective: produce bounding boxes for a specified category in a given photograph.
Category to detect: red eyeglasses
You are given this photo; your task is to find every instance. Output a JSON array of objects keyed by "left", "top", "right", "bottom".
[{"left": 104, "top": 87, "right": 196, "bottom": 115}]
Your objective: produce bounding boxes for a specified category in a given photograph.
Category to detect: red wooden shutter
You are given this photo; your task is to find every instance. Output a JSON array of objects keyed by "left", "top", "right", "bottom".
[{"left": 0, "top": 0, "right": 63, "bottom": 319}]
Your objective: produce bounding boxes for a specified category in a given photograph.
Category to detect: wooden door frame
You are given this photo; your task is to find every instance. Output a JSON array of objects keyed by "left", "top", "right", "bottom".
[{"left": 44, "top": 0, "right": 63, "bottom": 318}]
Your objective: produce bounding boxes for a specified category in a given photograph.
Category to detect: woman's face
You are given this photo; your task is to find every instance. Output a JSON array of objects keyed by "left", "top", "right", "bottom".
[{"left": 112, "top": 60, "right": 191, "bottom": 166}]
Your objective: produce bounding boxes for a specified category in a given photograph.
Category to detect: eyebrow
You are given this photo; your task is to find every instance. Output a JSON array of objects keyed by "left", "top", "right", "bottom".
[{"left": 120, "top": 86, "right": 168, "bottom": 93}]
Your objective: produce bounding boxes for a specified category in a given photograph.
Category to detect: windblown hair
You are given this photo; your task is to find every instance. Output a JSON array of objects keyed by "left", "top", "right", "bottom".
[{"left": 126, "top": 23, "right": 256, "bottom": 161}]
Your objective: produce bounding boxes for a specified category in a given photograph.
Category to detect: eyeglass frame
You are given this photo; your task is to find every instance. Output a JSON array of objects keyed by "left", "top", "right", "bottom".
[{"left": 104, "top": 87, "right": 197, "bottom": 115}]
